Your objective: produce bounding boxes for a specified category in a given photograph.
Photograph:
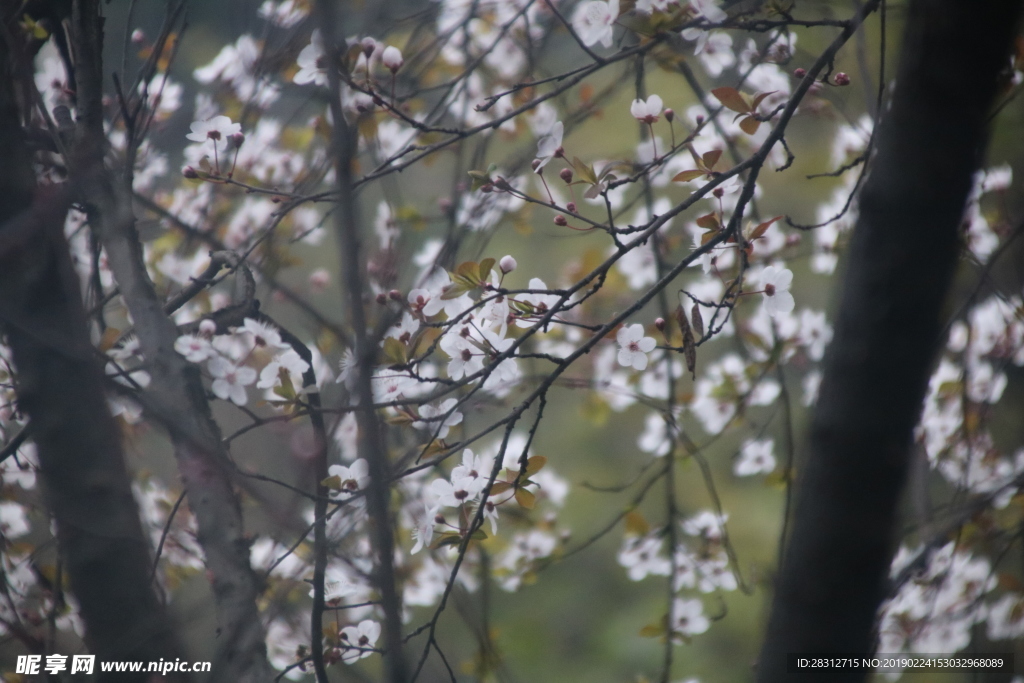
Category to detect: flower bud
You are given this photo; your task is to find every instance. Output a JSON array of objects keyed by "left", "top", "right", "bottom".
[
  {"left": 559, "top": 168, "right": 573, "bottom": 184},
  {"left": 227, "top": 132, "right": 245, "bottom": 149},
  {"left": 434, "top": 514, "right": 446, "bottom": 524},
  {"left": 566, "top": 201, "right": 577, "bottom": 213},
  {"left": 834, "top": 72, "right": 850, "bottom": 86},
  {"left": 793, "top": 68, "right": 807, "bottom": 78},
  {"left": 499, "top": 255, "right": 517, "bottom": 274},
  {"left": 375, "top": 292, "right": 388, "bottom": 305},
  {"left": 713, "top": 187, "right": 724, "bottom": 198},
  {"left": 388, "top": 289, "right": 402, "bottom": 301},
  {"left": 361, "top": 37, "right": 377, "bottom": 58},
  {"left": 696, "top": 114, "right": 705, "bottom": 125},
  {"left": 131, "top": 28, "right": 146, "bottom": 44},
  {"left": 655, "top": 317, "right": 666, "bottom": 332},
  {"left": 554, "top": 145, "right": 565, "bottom": 158},
  {"left": 199, "top": 319, "right": 217, "bottom": 336},
  {"left": 480, "top": 183, "right": 493, "bottom": 193},
  {"left": 532, "top": 159, "right": 543, "bottom": 173},
  {"left": 382, "top": 45, "right": 404, "bottom": 73},
  {"left": 182, "top": 166, "right": 199, "bottom": 179},
  {"left": 664, "top": 108, "right": 675, "bottom": 122},
  {"left": 553, "top": 215, "right": 568, "bottom": 226}
]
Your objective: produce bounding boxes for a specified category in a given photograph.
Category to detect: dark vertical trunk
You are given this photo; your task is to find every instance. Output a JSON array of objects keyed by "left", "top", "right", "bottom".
[
  {"left": 757, "top": 2, "right": 1024, "bottom": 681},
  {"left": 0, "top": 24, "right": 183, "bottom": 681}
]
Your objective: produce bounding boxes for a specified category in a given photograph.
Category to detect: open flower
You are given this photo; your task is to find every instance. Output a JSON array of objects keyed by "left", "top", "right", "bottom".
[
  {"left": 630, "top": 94, "right": 664, "bottom": 124},
  {"left": 571, "top": 0, "right": 620, "bottom": 48},
  {"left": 671, "top": 597, "right": 710, "bottom": 639},
  {"left": 616, "top": 324, "right": 657, "bottom": 371},
  {"left": 690, "top": 0, "right": 727, "bottom": 22},
  {"left": 328, "top": 459, "right": 369, "bottom": 495},
  {"left": 734, "top": 438, "right": 776, "bottom": 476},
  {"left": 535, "top": 121, "right": 563, "bottom": 170},
  {"left": 294, "top": 30, "right": 326, "bottom": 86},
  {"left": 339, "top": 620, "right": 380, "bottom": 664},
  {"left": 175, "top": 334, "right": 213, "bottom": 363},
  {"left": 186, "top": 115, "right": 241, "bottom": 150},
  {"left": 759, "top": 266, "right": 795, "bottom": 317},
  {"left": 208, "top": 356, "right": 257, "bottom": 406},
  {"left": 413, "top": 398, "right": 464, "bottom": 440}
]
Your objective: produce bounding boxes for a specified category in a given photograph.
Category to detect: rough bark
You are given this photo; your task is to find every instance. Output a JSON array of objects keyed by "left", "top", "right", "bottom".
[
  {"left": 66, "top": 2, "right": 274, "bottom": 681},
  {"left": 0, "top": 20, "right": 184, "bottom": 681},
  {"left": 756, "top": 2, "right": 1024, "bottom": 681}
]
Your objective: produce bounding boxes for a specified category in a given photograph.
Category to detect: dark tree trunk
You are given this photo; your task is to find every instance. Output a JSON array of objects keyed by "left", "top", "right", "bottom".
[
  {"left": 0, "top": 22, "right": 184, "bottom": 682},
  {"left": 756, "top": 2, "right": 1024, "bottom": 681}
]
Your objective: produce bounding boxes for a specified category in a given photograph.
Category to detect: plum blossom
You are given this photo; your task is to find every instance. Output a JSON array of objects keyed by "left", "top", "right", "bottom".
[
  {"left": 339, "top": 620, "right": 380, "bottom": 664},
  {"left": 208, "top": 356, "right": 256, "bottom": 406},
  {"left": 671, "top": 597, "right": 710, "bottom": 638},
  {"left": 571, "top": 0, "right": 619, "bottom": 48},
  {"left": 690, "top": 0, "right": 727, "bottom": 22},
  {"left": 381, "top": 45, "right": 403, "bottom": 72},
  {"left": 174, "top": 334, "right": 213, "bottom": 363},
  {"left": 734, "top": 438, "right": 776, "bottom": 476},
  {"left": 186, "top": 115, "right": 241, "bottom": 151},
  {"left": 759, "top": 265, "right": 795, "bottom": 317},
  {"left": 328, "top": 459, "right": 369, "bottom": 496},
  {"left": 535, "top": 120, "right": 563, "bottom": 170},
  {"left": 294, "top": 31, "right": 327, "bottom": 86},
  {"left": 617, "top": 324, "right": 657, "bottom": 371},
  {"left": 630, "top": 94, "right": 663, "bottom": 124},
  {"left": 413, "top": 399, "right": 464, "bottom": 440}
]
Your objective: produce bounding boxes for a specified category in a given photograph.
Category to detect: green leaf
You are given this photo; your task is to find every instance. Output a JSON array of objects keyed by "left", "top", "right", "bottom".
[
  {"left": 711, "top": 86, "right": 751, "bottom": 114},
  {"left": 701, "top": 149, "right": 723, "bottom": 170},
  {"left": 382, "top": 337, "right": 407, "bottom": 365},
  {"left": 695, "top": 212, "right": 720, "bottom": 230},
  {"left": 524, "top": 455, "right": 548, "bottom": 477},
  {"left": 322, "top": 475, "right": 342, "bottom": 490},
  {"left": 478, "top": 258, "right": 495, "bottom": 281},
  {"left": 625, "top": 510, "right": 650, "bottom": 536},
  {"left": 572, "top": 156, "right": 599, "bottom": 185},
  {"left": 433, "top": 533, "right": 463, "bottom": 549},
  {"left": 468, "top": 170, "right": 492, "bottom": 191},
  {"left": 739, "top": 115, "right": 761, "bottom": 135},
  {"left": 514, "top": 488, "right": 536, "bottom": 509},
  {"left": 639, "top": 621, "right": 666, "bottom": 638},
  {"left": 672, "top": 169, "right": 705, "bottom": 183}
]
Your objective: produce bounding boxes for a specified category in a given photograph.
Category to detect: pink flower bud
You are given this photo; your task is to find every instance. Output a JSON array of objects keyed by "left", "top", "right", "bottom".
[
  {"left": 382, "top": 46, "right": 404, "bottom": 73},
  {"left": 553, "top": 215, "right": 568, "bottom": 226},
  {"left": 499, "top": 255, "right": 517, "bottom": 274},
  {"left": 532, "top": 159, "right": 543, "bottom": 173},
  {"left": 793, "top": 68, "right": 807, "bottom": 78},
  {"left": 361, "top": 37, "right": 378, "bottom": 58},
  {"left": 559, "top": 168, "right": 573, "bottom": 183},
  {"left": 388, "top": 289, "right": 402, "bottom": 301},
  {"left": 834, "top": 72, "right": 850, "bottom": 86},
  {"left": 566, "top": 201, "right": 577, "bottom": 213},
  {"left": 227, "top": 132, "right": 245, "bottom": 149},
  {"left": 309, "top": 268, "right": 330, "bottom": 292},
  {"left": 713, "top": 187, "right": 724, "bottom": 198},
  {"left": 480, "top": 183, "right": 493, "bottom": 193},
  {"left": 375, "top": 293, "right": 388, "bottom": 305},
  {"left": 182, "top": 166, "right": 199, "bottom": 179},
  {"left": 664, "top": 108, "right": 675, "bottom": 122},
  {"left": 199, "top": 319, "right": 217, "bottom": 337},
  {"left": 131, "top": 28, "right": 146, "bottom": 44},
  {"left": 655, "top": 317, "right": 666, "bottom": 332}
]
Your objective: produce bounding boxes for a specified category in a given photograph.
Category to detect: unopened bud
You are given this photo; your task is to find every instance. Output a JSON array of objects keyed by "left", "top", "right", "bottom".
[
  {"left": 664, "top": 108, "right": 675, "bottom": 122},
  {"left": 553, "top": 215, "right": 568, "bottom": 226},
  {"left": 434, "top": 514, "right": 446, "bottom": 524},
  {"left": 532, "top": 159, "right": 543, "bottom": 173},
  {"left": 388, "top": 289, "right": 402, "bottom": 301},
  {"left": 361, "top": 37, "right": 377, "bottom": 58},
  {"left": 696, "top": 114, "right": 705, "bottom": 125},
  {"left": 834, "top": 72, "right": 850, "bottom": 86},
  {"left": 199, "top": 319, "right": 217, "bottom": 336},
  {"left": 793, "top": 68, "right": 807, "bottom": 78},
  {"left": 559, "top": 168, "right": 573, "bottom": 183},
  {"left": 480, "top": 183, "right": 493, "bottom": 193},
  {"left": 375, "top": 293, "right": 388, "bottom": 305},
  {"left": 655, "top": 317, "right": 666, "bottom": 332},
  {"left": 382, "top": 45, "right": 404, "bottom": 73},
  {"left": 499, "top": 255, "right": 517, "bottom": 274},
  {"left": 228, "top": 132, "right": 245, "bottom": 149},
  {"left": 713, "top": 187, "right": 724, "bottom": 198},
  {"left": 554, "top": 145, "right": 565, "bottom": 158},
  {"left": 566, "top": 201, "right": 577, "bottom": 213},
  {"left": 131, "top": 28, "right": 146, "bottom": 44},
  {"left": 182, "top": 166, "right": 199, "bottom": 179}
]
